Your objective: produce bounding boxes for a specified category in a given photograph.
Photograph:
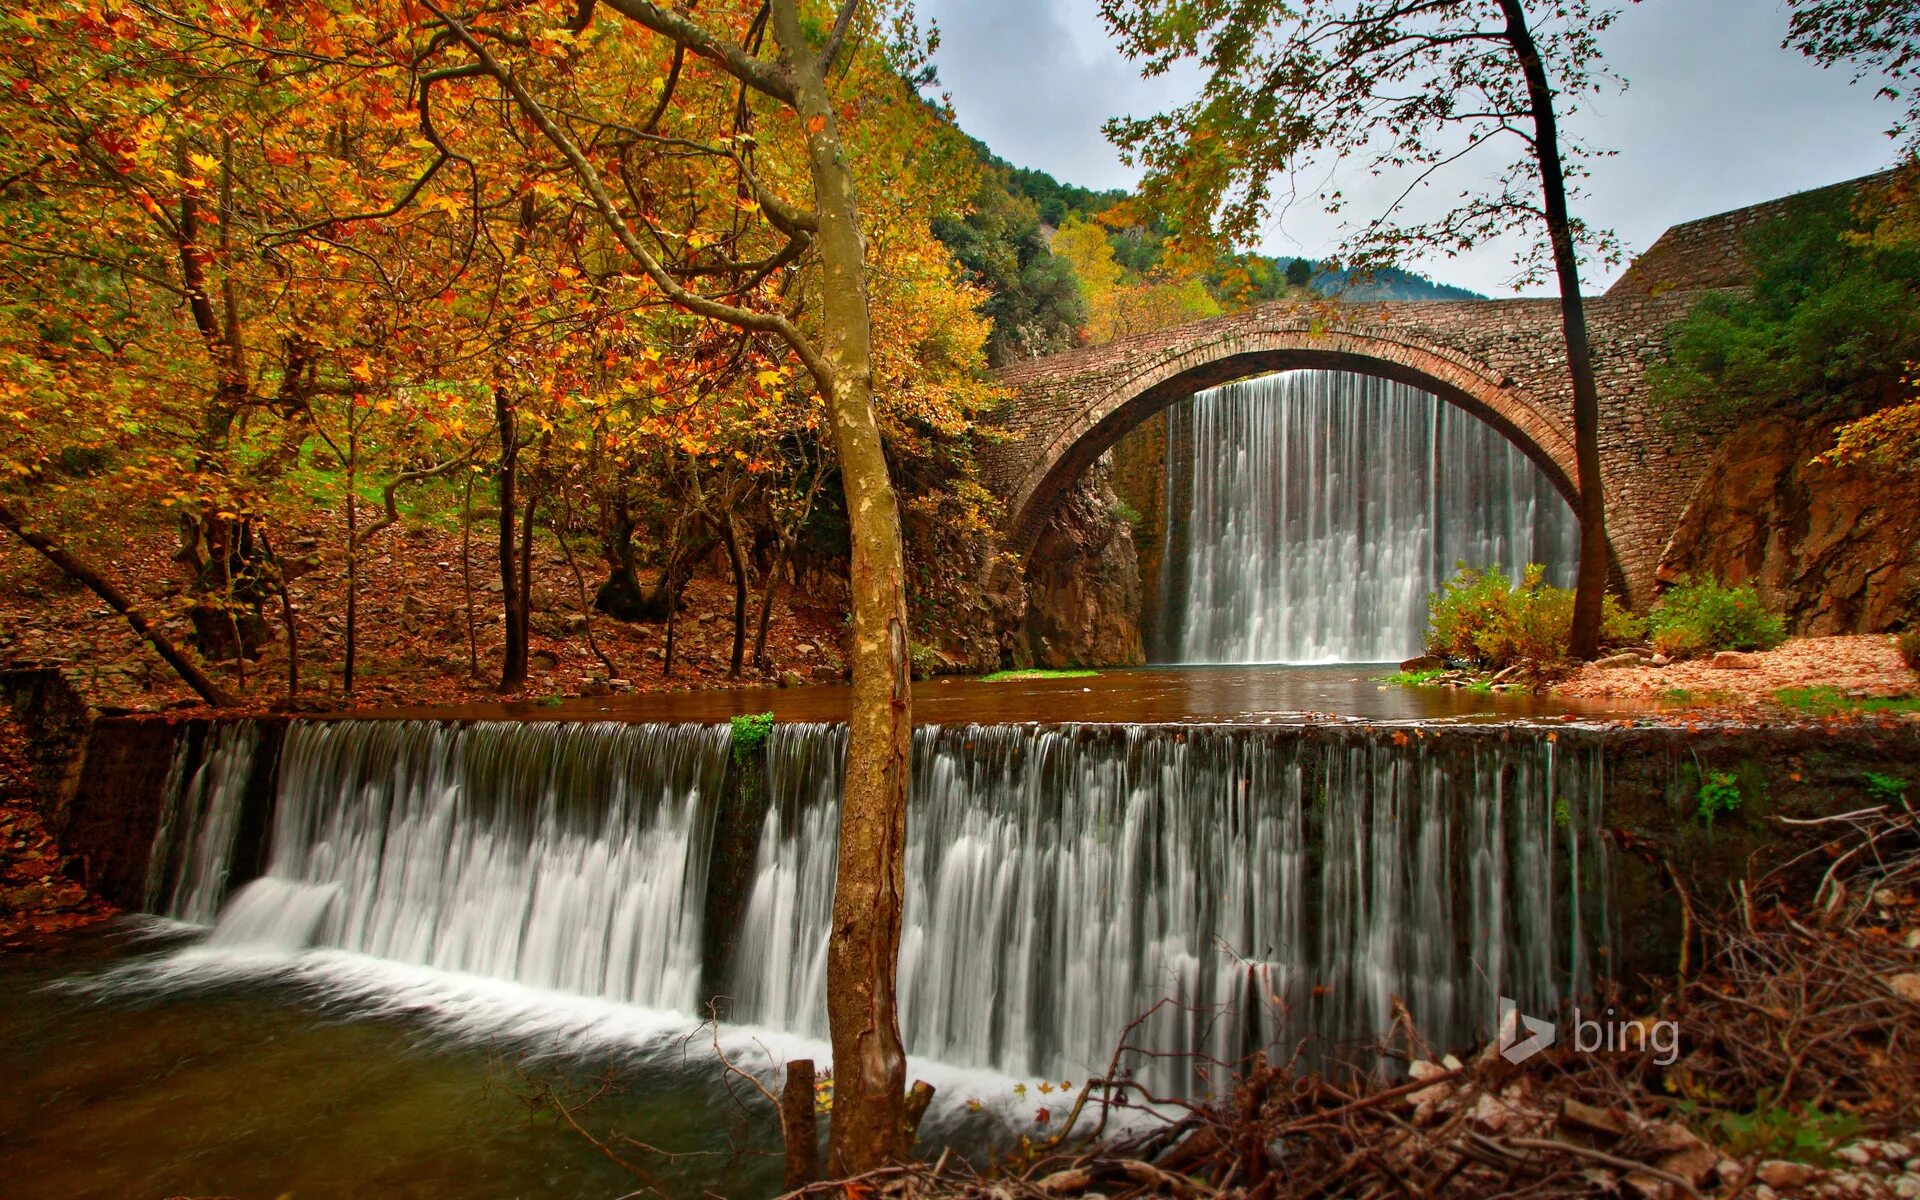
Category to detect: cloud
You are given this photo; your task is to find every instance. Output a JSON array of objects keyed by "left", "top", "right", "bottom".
[{"left": 918, "top": 0, "right": 1904, "bottom": 296}]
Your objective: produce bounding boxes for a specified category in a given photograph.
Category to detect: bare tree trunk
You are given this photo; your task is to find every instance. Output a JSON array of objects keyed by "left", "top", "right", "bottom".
[
  {"left": 754, "top": 465, "right": 824, "bottom": 672},
  {"left": 0, "top": 499, "right": 235, "bottom": 707},
  {"left": 517, "top": 486, "right": 537, "bottom": 671},
  {"left": 662, "top": 544, "right": 683, "bottom": 679},
  {"left": 721, "top": 510, "right": 750, "bottom": 679},
  {"left": 496, "top": 386, "right": 527, "bottom": 691},
  {"left": 261, "top": 533, "right": 299, "bottom": 702},
  {"left": 557, "top": 489, "right": 616, "bottom": 676},
  {"left": 771, "top": 0, "right": 919, "bottom": 1172},
  {"left": 751, "top": 552, "right": 785, "bottom": 673},
  {"left": 343, "top": 417, "right": 360, "bottom": 698},
  {"left": 1500, "top": 0, "right": 1609, "bottom": 659},
  {"left": 462, "top": 470, "right": 479, "bottom": 678}
]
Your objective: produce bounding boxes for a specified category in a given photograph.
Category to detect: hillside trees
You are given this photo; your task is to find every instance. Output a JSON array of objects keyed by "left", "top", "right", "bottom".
[
  {"left": 1784, "top": 0, "right": 1920, "bottom": 474},
  {"left": 1100, "top": 0, "right": 1627, "bottom": 658}
]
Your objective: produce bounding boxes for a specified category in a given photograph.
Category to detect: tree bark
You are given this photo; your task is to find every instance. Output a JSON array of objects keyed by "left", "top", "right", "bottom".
[
  {"left": 780, "top": 1059, "right": 820, "bottom": 1191},
  {"left": 721, "top": 508, "right": 750, "bottom": 678},
  {"left": 516, "top": 483, "right": 538, "bottom": 674},
  {"left": 343, "top": 415, "right": 360, "bottom": 697},
  {"left": 0, "top": 499, "right": 236, "bottom": 707},
  {"left": 1499, "top": 0, "right": 1610, "bottom": 659},
  {"left": 496, "top": 386, "right": 528, "bottom": 691},
  {"left": 770, "top": 0, "right": 918, "bottom": 1174}
]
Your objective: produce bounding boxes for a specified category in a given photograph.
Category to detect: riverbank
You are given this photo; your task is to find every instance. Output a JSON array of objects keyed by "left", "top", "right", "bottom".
[{"left": 1555, "top": 634, "right": 1919, "bottom": 712}]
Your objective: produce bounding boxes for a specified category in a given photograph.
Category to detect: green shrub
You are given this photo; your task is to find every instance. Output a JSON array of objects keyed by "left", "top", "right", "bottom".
[
  {"left": 1696, "top": 771, "right": 1742, "bottom": 824},
  {"left": 1425, "top": 564, "right": 1643, "bottom": 670},
  {"left": 909, "top": 640, "right": 941, "bottom": 680},
  {"left": 1648, "top": 576, "right": 1787, "bottom": 659},
  {"left": 730, "top": 712, "right": 775, "bottom": 766},
  {"left": 1688, "top": 1097, "right": 1863, "bottom": 1166},
  {"left": 1898, "top": 630, "right": 1920, "bottom": 671}
]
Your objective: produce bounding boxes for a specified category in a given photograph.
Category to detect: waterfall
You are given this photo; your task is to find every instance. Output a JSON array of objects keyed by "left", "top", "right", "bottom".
[
  {"left": 1158, "top": 370, "right": 1579, "bottom": 664},
  {"left": 143, "top": 722, "right": 261, "bottom": 924},
  {"left": 150, "top": 717, "right": 1608, "bottom": 1089},
  {"left": 202, "top": 720, "right": 729, "bottom": 1013},
  {"left": 729, "top": 723, "right": 1607, "bottom": 1090}
]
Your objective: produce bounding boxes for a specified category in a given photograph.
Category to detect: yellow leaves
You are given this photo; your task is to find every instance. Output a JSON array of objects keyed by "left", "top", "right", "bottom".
[
  {"left": 348, "top": 361, "right": 374, "bottom": 383},
  {"left": 186, "top": 151, "right": 220, "bottom": 175}
]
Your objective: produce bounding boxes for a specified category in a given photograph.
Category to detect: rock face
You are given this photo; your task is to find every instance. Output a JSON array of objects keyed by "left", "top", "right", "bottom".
[
  {"left": 1020, "top": 460, "right": 1146, "bottom": 668},
  {"left": 1658, "top": 415, "right": 1920, "bottom": 635}
]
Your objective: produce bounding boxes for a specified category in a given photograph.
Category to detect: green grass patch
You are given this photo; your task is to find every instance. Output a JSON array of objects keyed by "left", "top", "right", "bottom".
[
  {"left": 979, "top": 668, "right": 1099, "bottom": 683},
  {"left": 1380, "top": 668, "right": 1448, "bottom": 687},
  {"left": 1773, "top": 686, "right": 1920, "bottom": 716}
]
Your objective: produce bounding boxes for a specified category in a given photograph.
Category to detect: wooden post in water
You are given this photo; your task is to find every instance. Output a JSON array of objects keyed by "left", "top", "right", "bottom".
[{"left": 780, "top": 1059, "right": 819, "bottom": 1190}]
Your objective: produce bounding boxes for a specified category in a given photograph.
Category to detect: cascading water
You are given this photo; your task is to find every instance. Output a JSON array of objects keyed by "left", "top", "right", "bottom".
[
  {"left": 729, "top": 723, "right": 1607, "bottom": 1090},
  {"left": 1157, "top": 370, "right": 1579, "bottom": 664},
  {"left": 202, "top": 720, "right": 729, "bottom": 1013},
  {"left": 149, "top": 717, "right": 1608, "bottom": 1091},
  {"left": 143, "top": 722, "right": 261, "bottom": 924}
]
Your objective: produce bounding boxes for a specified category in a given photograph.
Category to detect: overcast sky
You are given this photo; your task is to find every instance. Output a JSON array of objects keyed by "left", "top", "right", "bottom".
[{"left": 915, "top": 0, "right": 1906, "bottom": 297}]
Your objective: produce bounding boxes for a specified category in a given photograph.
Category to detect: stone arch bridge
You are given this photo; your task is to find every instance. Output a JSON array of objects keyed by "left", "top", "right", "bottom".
[
  {"left": 980, "top": 292, "right": 1698, "bottom": 608},
  {"left": 977, "top": 176, "right": 1886, "bottom": 618}
]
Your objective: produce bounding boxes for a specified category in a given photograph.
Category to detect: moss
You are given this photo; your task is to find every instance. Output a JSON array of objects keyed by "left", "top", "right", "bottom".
[
  {"left": 1773, "top": 686, "right": 1920, "bottom": 716},
  {"left": 1863, "top": 771, "right": 1908, "bottom": 803},
  {"left": 979, "top": 668, "right": 1099, "bottom": 682},
  {"left": 729, "top": 712, "right": 775, "bottom": 766}
]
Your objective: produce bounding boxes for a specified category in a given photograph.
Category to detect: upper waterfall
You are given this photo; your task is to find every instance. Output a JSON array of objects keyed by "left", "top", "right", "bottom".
[{"left": 1155, "top": 370, "right": 1579, "bottom": 664}]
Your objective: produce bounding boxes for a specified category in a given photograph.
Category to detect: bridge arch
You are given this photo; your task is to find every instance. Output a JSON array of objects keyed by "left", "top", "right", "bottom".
[{"left": 994, "top": 323, "right": 1598, "bottom": 592}]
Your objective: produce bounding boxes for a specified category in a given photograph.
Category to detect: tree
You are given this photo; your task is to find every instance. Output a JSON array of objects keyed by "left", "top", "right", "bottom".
[
  {"left": 1100, "top": 0, "right": 1625, "bottom": 657},
  {"left": 1286, "top": 257, "right": 1314, "bottom": 288},
  {"left": 404, "top": 0, "right": 923, "bottom": 1171},
  {"left": 1786, "top": 0, "right": 1920, "bottom": 476},
  {"left": 1648, "top": 188, "right": 1920, "bottom": 422},
  {"left": 1787, "top": 0, "right": 1920, "bottom": 153}
]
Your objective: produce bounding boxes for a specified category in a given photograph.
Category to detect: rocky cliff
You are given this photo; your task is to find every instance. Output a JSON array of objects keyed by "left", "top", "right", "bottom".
[
  {"left": 1020, "top": 460, "right": 1147, "bottom": 668},
  {"left": 1658, "top": 415, "right": 1920, "bottom": 634}
]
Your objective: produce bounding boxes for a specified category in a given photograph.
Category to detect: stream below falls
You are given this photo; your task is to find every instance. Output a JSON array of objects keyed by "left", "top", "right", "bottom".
[{"left": 7, "top": 695, "right": 1627, "bottom": 1199}]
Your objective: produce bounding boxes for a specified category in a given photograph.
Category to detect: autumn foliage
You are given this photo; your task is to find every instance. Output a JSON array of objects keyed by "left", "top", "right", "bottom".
[{"left": 0, "top": 0, "right": 1004, "bottom": 705}]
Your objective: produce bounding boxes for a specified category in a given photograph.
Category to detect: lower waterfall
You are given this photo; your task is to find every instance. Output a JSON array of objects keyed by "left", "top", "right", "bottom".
[
  {"left": 144, "top": 722, "right": 261, "bottom": 924},
  {"left": 1157, "top": 370, "right": 1580, "bottom": 664},
  {"left": 164, "top": 718, "right": 1608, "bottom": 1090},
  {"left": 729, "top": 723, "right": 1605, "bottom": 1089},
  {"left": 204, "top": 720, "right": 729, "bottom": 1013}
]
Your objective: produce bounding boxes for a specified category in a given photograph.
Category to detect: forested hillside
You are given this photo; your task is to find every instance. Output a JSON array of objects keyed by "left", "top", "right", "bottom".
[{"left": 935, "top": 140, "right": 1485, "bottom": 365}]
